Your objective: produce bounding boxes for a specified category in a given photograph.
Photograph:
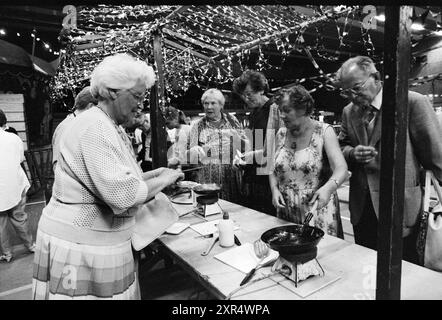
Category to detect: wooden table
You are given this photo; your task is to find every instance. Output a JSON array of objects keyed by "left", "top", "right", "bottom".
[{"left": 154, "top": 199, "right": 442, "bottom": 300}]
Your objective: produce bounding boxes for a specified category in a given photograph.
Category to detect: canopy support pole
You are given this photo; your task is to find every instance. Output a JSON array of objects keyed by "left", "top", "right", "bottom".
[
  {"left": 376, "top": 5, "right": 412, "bottom": 300},
  {"left": 150, "top": 29, "right": 168, "bottom": 169}
]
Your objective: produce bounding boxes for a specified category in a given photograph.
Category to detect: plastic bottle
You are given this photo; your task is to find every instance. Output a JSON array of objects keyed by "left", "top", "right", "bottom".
[{"left": 218, "top": 211, "right": 234, "bottom": 247}]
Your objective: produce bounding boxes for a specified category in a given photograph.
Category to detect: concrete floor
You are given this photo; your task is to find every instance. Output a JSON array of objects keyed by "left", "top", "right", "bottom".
[{"left": 0, "top": 184, "right": 353, "bottom": 300}]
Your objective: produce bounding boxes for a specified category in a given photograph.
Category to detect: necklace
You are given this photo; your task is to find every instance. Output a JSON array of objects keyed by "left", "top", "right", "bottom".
[{"left": 287, "top": 118, "right": 313, "bottom": 151}]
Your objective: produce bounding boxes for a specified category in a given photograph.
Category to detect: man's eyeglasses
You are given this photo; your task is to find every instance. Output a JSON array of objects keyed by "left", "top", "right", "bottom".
[{"left": 339, "top": 74, "right": 375, "bottom": 98}]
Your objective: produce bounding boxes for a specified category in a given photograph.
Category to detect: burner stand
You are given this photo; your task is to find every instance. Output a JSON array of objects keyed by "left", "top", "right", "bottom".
[{"left": 271, "top": 247, "right": 325, "bottom": 287}]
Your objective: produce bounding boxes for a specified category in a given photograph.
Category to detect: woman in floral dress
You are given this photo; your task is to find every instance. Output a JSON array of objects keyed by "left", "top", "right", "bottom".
[{"left": 269, "top": 86, "right": 348, "bottom": 237}]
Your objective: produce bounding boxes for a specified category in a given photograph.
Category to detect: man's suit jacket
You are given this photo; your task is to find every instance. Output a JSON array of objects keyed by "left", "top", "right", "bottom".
[{"left": 339, "top": 91, "right": 442, "bottom": 236}]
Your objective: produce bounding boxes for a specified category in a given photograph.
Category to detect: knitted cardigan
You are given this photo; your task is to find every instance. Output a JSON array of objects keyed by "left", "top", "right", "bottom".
[{"left": 38, "top": 107, "right": 148, "bottom": 246}]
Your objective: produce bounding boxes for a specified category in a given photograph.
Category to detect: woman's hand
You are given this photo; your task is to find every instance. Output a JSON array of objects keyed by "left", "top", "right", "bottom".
[
  {"left": 309, "top": 184, "right": 333, "bottom": 210},
  {"left": 189, "top": 146, "right": 206, "bottom": 164},
  {"left": 233, "top": 154, "right": 246, "bottom": 169},
  {"left": 272, "top": 188, "right": 286, "bottom": 209},
  {"left": 168, "top": 157, "right": 181, "bottom": 168},
  {"left": 159, "top": 168, "right": 185, "bottom": 186}
]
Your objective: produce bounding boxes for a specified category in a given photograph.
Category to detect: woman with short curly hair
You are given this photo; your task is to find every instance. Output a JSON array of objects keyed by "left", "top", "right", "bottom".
[{"left": 232, "top": 70, "right": 284, "bottom": 216}]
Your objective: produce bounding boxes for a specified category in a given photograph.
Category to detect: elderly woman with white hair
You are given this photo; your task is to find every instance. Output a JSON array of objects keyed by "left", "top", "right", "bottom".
[
  {"left": 32, "top": 53, "right": 184, "bottom": 300},
  {"left": 187, "top": 88, "right": 249, "bottom": 203}
]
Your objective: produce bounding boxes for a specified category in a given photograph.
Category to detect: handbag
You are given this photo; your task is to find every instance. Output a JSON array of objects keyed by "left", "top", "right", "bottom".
[
  {"left": 131, "top": 192, "right": 179, "bottom": 251},
  {"left": 416, "top": 171, "right": 442, "bottom": 271}
]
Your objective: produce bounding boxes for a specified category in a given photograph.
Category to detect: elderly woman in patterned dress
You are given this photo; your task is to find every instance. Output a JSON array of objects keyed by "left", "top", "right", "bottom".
[
  {"left": 32, "top": 53, "right": 184, "bottom": 300},
  {"left": 269, "top": 86, "right": 348, "bottom": 237},
  {"left": 187, "top": 88, "right": 249, "bottom": 204}
]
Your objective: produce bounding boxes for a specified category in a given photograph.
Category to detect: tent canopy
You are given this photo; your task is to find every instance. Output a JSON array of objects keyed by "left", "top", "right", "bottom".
[
  {"left": 0, "top": 39, "right": 33, "bottom": 68},
  {"left": 0, "top": 39, "right": 55, "bottom": 76}
]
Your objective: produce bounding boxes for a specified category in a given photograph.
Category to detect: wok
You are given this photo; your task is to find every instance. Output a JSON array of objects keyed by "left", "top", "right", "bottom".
[{"left": 261, "top": 224, "right": 324, "bottom": 255}]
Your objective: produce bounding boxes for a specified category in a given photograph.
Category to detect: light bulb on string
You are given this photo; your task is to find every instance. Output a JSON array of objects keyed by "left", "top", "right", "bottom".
[{"left": 411, "top": 22, "right": 425, "bottom": 31}]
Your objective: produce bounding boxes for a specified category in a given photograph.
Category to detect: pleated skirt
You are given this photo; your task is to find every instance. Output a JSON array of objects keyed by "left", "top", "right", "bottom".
[{"left": 32, "top": 229, "right": 140, "bottom": 300}]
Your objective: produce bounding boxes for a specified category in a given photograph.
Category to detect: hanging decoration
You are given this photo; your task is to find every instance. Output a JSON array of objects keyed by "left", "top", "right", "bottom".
[{"left": 50, "top": 5, "right": 376, "bottom": 106}]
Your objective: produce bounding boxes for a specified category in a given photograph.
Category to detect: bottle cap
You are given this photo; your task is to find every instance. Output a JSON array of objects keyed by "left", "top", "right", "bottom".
[{"left": 222, "top": 211, "right": 229, "bottom": 220}]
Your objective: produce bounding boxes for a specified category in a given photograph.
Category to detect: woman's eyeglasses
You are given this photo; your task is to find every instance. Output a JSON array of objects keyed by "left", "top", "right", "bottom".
[{"left": 109, "top": 88, "right": 146, "bottom": 107}]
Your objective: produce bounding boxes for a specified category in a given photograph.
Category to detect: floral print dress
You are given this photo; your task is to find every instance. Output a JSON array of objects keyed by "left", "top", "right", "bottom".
[{"left": 273, "top": 121, "right": 341, "bottom": 237}]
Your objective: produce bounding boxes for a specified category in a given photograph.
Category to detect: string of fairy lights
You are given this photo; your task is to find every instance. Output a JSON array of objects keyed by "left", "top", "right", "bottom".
[
  {"left": 49, "top": 5, "right": 442, "bottom": 109},
  {"left": 0, "top": 27, "right": 61, "bottom": 56},
  {"left": 50, "top": 5, "right": 367, "bottom": 107}
]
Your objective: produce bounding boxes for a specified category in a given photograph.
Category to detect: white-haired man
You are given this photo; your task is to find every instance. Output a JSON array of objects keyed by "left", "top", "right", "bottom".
[{"left": 336, "top": 56, "right": 442, "bottom": 264}]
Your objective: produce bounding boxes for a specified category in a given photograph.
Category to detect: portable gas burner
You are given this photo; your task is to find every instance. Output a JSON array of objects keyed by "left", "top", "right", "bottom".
[
  {"left": 195, "top": 200, "right": 223, "bottom": 217},
  {"left": 192, "top": 184, "right": 223, "bottom": 217},
  {"left": 261, "top": 224, "right": 326, "bottom": 288},
  {"left": 271, "top": 247, "right": 324, "bottom": 287}
]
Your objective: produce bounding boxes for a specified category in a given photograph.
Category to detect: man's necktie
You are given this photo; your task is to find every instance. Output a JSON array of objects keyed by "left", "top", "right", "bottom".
[{"left": 364, "top": 106, "right": 377, "bottom": 138}]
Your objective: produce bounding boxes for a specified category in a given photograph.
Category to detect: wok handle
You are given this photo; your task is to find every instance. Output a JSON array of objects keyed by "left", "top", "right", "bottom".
[{"left": 240, "top": 267, "right": 257, "bottom": 286}]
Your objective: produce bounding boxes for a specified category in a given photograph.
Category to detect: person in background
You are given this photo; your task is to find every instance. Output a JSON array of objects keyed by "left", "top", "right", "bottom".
[
  {"left": 164, "top": 106, "right": 191, "bottom": 169},
  {"left": 4, "top": 124, "right": 18, "bottom": 135},
  {"left": 188, "top": 88, "right": 249, "bottom": 203},
  {"left": 32, "top": 53, "right": 184, "bottom": 300},
  {"left": 0, "top": 109, "right": 35, "bottom": 263},
  {"left": 122, "top": 110, "right": 155, "bottom": 172},
  {"left": 232, "top": 70, "right": 284, "bottom": 216},
  {"left": 52, "top": 86, "right": 98, "bottom": 169},
  {"left": 269, "top": 86, "right": 347, "bottom": 238},
  {"left": 336, "top": 56, "right": 442, "bottom": 263},
  {"left": 40, "top": 100, "right": 53, "bottom": 145}
]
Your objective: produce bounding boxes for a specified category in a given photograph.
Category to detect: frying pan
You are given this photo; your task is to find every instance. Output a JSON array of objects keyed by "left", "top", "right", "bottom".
[
  {"left": 196, "top": 194, "right": 219, "bottom": 205},
  {"left": 261, "top": 224, "right": 324, "bottom": 255}
]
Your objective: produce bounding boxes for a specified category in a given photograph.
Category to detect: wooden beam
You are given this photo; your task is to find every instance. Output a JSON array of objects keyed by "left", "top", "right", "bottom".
[
  {"left": 163, "top": 38, "right": 212, "bottom": 62},
  {"left": 163, "top": 5, "right": 190, "bottom": 22},
  {"left": 74, "top": 42, "right": 104, "bottom": 51},
  {"left": 150, "top": 30, "right": 168, "bottom": 168},
  {"left": 162, "top": 28, "right": 221, "bottom": 54},
  {"left": 376, "top": 5, "right": 412, "bottom": 300},
  {"left": 163, "top": 38, "right": 229, "bottom": 75}
]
